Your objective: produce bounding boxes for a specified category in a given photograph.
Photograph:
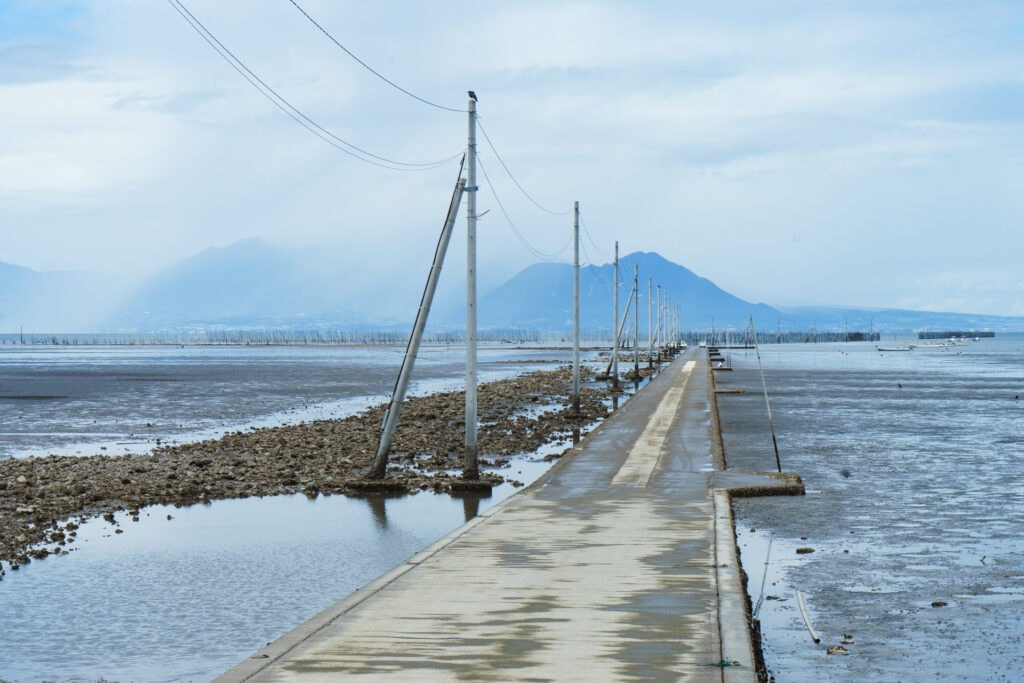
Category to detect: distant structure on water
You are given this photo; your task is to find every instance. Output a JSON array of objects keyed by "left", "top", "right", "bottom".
[{"left": 917, "top": 330, "right": 995, "bottom": 339}]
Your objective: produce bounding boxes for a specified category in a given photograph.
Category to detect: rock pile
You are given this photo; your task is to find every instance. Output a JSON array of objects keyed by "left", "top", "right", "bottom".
[{"left": 0, "top": 365, "right": 647, "bottom": 578}]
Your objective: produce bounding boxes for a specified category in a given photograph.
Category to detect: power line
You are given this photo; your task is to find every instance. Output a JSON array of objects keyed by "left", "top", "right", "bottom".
[
  {"left": 579, "top": 237, "right": 595, "bottom": 267},
  {"left": 286, "top": 0, "right": 464, "bottom": 113},
  {"left": 169, "top": 0, "right": 461, "bottom": 171},
  {"left": 578, "top": 214, "right": 612, "bottom": 258},
  {"left": 477, "top": 157, "right": 572, "bottom": 262},
  {"left": 477, "top": 119, "right": 571, "bottom": 216}
]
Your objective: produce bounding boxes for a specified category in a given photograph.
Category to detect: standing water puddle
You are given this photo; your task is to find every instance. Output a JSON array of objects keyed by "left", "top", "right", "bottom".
[{"left": 0, "top": 344, "right": 655, "bottom": 681}]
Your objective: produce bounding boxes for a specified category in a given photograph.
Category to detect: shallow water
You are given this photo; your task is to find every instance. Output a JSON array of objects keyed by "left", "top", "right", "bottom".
[
  {"left": 0, "top": 344, "right": 639, "bottom": 681},
  {"left": 716, "top": 335, "right": 1024, "bottom": 681},
  {"left": 0, "top": 345, "right": 576, "bottom": 459}
]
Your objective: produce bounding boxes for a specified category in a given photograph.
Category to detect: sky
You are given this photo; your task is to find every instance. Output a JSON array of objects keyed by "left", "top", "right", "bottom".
[{"left": 2, "top": 0, "right": 1024, "bottom": 315}]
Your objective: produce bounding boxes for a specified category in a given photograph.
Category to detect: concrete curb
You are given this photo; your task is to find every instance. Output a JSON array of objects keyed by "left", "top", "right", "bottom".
[
  {"left": 706, "top": 349, "right": 805, "bottom": 683},
  {"left": 714, "top": 489, "right": 756, "bottom": 682}
]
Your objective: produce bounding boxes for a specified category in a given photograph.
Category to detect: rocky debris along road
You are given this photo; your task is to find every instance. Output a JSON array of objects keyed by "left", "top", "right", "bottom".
[{"left": 0, "top": 365, "right": 654, "bottom": 579}]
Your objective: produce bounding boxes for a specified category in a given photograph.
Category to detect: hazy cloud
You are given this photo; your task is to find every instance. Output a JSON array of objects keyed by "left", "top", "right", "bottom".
[{"left": 2, "top": 0, "right": 1024, "bottom": 315}]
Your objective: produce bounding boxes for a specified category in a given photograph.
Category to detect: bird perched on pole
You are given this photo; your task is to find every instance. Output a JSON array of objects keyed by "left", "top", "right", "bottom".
[{"left": 468, "top": 90, "right": 478, "bottom": 101}]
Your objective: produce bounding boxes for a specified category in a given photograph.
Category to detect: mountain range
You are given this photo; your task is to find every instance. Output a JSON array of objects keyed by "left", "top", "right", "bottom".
[{"left": 2, "top": 238, "right": 1022, "bottom": 333}]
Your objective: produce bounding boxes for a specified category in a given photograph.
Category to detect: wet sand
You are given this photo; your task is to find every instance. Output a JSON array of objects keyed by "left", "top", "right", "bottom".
[
  {"left": 0, "top": 364, "right": 654, "bottom": 580},
  {"left": 714, "top": 342, "right": 1024, "bottom": 682}
]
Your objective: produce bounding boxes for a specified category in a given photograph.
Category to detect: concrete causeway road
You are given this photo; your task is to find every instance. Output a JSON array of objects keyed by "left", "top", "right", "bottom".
[{"left": 219, "top": 349, "right": 785, "bottom": 682}]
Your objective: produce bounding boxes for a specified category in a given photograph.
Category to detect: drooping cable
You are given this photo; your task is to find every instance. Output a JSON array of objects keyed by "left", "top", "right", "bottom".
[
  {"left": 286, "top": 0, "right": 464, "bottom": 113},
  {"left": 578, "top": 235, "right": 595, "bottom": 267},
  {"left": 476, "top": 119, "right": 571, "bottom": 216},
  {"left": 169, "top": 0, "right": 461, "bottom": 171},
  {"left": 477, "top": 157, "right": 572, "bottom": 262},
  {"left": 578, "top": 214, "right": 612, "bottom": 258}
]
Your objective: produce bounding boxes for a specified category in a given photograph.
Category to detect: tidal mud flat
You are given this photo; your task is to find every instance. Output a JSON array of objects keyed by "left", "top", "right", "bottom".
[
  {"left": 0, "top": 364, "right": 653, "bottom": 579},
  {"left": 715, "top": 340, "right": 1024, "bottom": 681}
]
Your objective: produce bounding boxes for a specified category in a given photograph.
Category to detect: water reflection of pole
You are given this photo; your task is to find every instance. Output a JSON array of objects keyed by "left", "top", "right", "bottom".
[
  {"left": 461, "top": 495, "right": 480, "bottom": 522},
  {"left": 367, "top": 495, "right": 388, "bottom": 529}
]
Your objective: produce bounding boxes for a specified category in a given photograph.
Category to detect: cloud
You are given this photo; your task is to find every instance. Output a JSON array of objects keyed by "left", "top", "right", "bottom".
[{"left": 3, "top": 0, "right": 1024, "bottom": 318}]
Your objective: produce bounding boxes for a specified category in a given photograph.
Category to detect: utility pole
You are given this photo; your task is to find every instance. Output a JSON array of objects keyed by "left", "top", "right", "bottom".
[
  {"left": 464, "top": 95, "right": 479, "bottom": 480},
  {"left": 672, "top": 304, "right": 677, "bottom": 349},
  {"left": 647, "top": 276, "right": 653, "bottom": 369},
  {"left": 666, "top": 295, "right": 671, "bottom": 351},
  {"left": 611, "top": 241, "right": 619, "bottom": 389},
  {"left": 656, "top": 284, "right": 662, "bottom": 359},
  {"left": 572, "top": 201, "right": 580, "bottom": 415},
  {"left": 633, "top": 262, "right": 639, "bottom": 377}
]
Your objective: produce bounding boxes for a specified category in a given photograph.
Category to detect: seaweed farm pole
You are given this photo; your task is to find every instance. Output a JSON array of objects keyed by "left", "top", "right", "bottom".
[
  {"left": 572, "top": 200, "right": 580, "bottom": 415},
  {"left": 749, "top": 315, "right": 782, "bottom": 472},
  {"left": 464, "top": 96, "right": 479, "bottom": 480},
  {"left": 611, "top": 241, "right": 620, "bottom": 388},
  {"left": 368, "top": 170, "right": 467, "bottom": 479},
  {"left": 633, "top": 262, "right": 639, "bottom": 376}
]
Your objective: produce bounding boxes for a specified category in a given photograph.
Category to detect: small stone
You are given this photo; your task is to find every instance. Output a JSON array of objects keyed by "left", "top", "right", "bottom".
[{"left": 796, "top": 547, "right": 814, "bottom": 554}]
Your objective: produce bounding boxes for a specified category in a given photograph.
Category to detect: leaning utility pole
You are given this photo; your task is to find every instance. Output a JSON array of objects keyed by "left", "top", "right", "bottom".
[
  {"left": 611, "top": 241, "right": 619, "bottom": 389},
  {"left": 464, "top": 95, "right": 479, "bottom": 480},
  {"left": 572, "top": 201, "right": 580, "bottom": 415},
  {"left": 633, "top": 262, "right": 639, "bottom": 377},
  {"left": 367, "top": 169, "right": 467, "bottom": 479}
]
